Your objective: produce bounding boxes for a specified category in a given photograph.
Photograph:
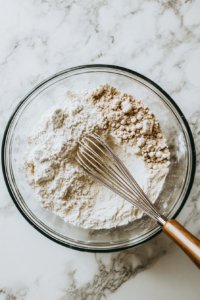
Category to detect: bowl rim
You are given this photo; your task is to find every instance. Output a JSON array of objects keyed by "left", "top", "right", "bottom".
[{"left": 1, "top": 64, "right": 196, "bottom": 252}]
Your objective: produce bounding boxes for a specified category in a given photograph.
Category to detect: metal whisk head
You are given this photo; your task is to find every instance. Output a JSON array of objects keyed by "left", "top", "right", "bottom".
[{"left": 76, "top": 133, "right": 167, "bottom": 226}]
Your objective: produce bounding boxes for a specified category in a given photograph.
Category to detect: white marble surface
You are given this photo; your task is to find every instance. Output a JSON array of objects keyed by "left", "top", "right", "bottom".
[{"left": 0, "top": 0, "right": 200, "bottom": 299}]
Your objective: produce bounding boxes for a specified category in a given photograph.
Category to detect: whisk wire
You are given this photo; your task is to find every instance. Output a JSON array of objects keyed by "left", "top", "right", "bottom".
[
  {"left": 77, "top": 150, "right": 142, "bottom": 208},
  {"left": 91, "top": 134, "right": 162, "bottom": 218},
  {"left": 91, "top": 134, "right": 152, "bottom": 203},
  {"left": 89, "top": 134, "right": 160, "bottom": 216},
  {"left": 76, "top": 133, "right": 162, "bottom": 222},
  {"left": 76, "top": 153, "right": 155, "bottom": 219},
  {"left": 79, "top": 139, "right": 145, "bottom": 199}
]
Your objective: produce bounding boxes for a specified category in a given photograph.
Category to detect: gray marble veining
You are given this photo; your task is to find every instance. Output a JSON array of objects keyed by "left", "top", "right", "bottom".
[{"left": 0, "top": 0, "right": 200, "bottom": 299}]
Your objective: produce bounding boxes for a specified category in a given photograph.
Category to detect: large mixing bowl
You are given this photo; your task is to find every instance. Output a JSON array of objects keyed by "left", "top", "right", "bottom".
[{"left": 2, "top": 65, "right": 196, "bottom": 252}]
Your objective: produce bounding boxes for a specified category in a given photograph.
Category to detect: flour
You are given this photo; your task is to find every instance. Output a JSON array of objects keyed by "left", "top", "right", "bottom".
[{"left": 23, "top": 85, "right": 169, "bottom": 229}]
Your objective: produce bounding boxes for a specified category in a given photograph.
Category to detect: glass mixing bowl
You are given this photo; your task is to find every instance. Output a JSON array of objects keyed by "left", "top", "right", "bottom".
[{"left": 2, "top": 65, "right": 196, "bottom": 252}]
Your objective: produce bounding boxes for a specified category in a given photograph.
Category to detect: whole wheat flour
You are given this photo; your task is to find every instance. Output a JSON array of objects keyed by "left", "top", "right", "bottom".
[{"left": 23, "top": 85, "right": 170, "bottom": 229}]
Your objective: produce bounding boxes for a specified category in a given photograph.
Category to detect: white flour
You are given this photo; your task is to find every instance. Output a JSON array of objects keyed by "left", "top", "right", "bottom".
[{"left": 24, "top": 85, "right": 169, "bottom": 229}]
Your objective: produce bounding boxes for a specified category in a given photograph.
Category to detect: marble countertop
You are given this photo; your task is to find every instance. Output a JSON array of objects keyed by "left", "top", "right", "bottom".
[{"left": 1, "top": 0, "right": 200, "bottom": 299}]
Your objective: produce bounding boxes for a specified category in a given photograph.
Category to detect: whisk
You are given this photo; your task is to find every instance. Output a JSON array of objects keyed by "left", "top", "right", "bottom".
[{"left": 76, "top": 133, "right": 200, "bottom": 268}]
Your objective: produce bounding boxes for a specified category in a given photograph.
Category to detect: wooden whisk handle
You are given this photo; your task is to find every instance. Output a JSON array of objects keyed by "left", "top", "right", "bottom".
[{"left": 163, "top": 220, "right": 200, "bottom": 268}]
